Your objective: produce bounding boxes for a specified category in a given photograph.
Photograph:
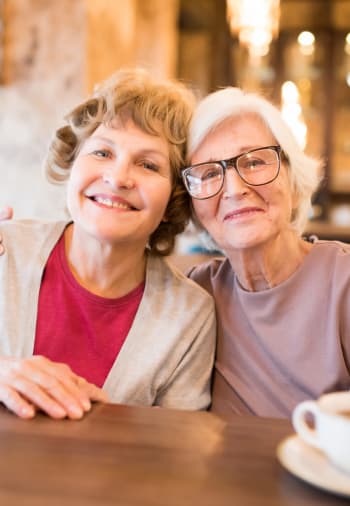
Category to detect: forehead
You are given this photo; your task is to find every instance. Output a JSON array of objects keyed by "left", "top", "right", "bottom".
[
  {"left": 191, "top": 113, "right": 276, "bottom": 164},
  {"left": 89, "top": 120, "right": 170, "bottom": 153}
]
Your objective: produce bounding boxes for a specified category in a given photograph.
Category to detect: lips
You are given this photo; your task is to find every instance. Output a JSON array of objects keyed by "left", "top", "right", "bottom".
[
  {"left": 223, "top": 207, "right": 264, "bottom": 221},
  {"left": 85, "top": 193, "right": 137, "bottom": 211}
]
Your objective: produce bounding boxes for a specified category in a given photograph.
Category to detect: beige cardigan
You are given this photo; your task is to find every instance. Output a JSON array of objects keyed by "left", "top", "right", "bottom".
[{"left": 0, "top": 220, "right": 216, "bottom": 410}]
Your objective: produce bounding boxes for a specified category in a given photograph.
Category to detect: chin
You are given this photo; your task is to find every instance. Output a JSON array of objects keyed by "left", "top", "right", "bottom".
[
  {"left": 75, "top": 221, "right": 122, "bottom": 243},
  {"left": 223, "top": 233, "right": 269, "bottom": 251},
  {"left": 224, "top": 220, "right": 277, "bottom": 249}
]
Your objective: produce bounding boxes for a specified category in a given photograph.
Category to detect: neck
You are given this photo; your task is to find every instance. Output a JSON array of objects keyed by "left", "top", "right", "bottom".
[
  {"left": 225, "top": 230, "right": 313, "bottom": 292},
  {"left": 64, "top": 224, "right": 147, "bottom": 298}
]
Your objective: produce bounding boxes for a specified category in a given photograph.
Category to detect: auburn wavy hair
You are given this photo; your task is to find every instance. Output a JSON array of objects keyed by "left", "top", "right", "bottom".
[{"left": 44, "top": 68, "right": 195, "bottom": 255}]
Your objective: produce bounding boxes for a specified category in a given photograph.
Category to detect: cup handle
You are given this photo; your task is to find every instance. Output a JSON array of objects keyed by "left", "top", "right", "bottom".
[{"left": 292, "top": 400, "right": 322, "bottom": 449}]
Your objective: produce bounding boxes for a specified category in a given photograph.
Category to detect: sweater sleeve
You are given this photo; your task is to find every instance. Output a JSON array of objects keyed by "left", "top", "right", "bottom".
[{"left": 154, "top": 298, "right": 216, "bottom": 410}]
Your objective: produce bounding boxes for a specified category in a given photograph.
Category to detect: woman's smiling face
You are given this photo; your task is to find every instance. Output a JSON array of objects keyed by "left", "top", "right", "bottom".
[
  {"left": 66, "top": 118, "right": 172, "bottom": 249},
  {"left": 190, "top": 113, "right": 296, "bottom": 252}
]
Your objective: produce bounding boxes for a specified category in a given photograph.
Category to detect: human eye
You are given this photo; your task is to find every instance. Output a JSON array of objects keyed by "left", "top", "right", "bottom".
[
  {"left": 91, "top": 149, "right": 112, "bottom": 159},
  {"left": 240, "top": 155, "right": 266, "bottom": 171},
  {"left": 198, "top": 164, "right": 221, "bottom": 181},
  {"left": 140, "top": 160, "right": 160, "bottom": 172}
]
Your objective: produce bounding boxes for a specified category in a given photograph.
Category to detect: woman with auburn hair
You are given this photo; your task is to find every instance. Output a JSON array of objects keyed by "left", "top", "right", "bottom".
[
  {"left": 182, "top": 86, "right": 350, "bottom": 419},
  {"left": 0, "top": 69, "right": 215, "bottom": 420}
]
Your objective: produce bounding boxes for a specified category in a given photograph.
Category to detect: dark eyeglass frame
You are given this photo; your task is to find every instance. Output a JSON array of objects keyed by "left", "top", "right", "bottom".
[{"left": 182, "top": 145, "right": 283, "bottom": 200}]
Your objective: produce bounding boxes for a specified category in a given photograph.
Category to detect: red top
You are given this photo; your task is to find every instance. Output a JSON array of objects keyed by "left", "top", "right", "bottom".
[{"left": 34, "top": 234, "right": 144, "bottom": 387}]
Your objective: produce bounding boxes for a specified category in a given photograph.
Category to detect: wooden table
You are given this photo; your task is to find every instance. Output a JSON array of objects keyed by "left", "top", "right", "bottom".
[{"left": 0, "top": 403, "right": 348, "bottom": 506}]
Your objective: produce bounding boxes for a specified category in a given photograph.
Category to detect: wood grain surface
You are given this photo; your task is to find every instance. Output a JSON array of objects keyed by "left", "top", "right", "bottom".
[{"left": 0, "top": 403, "right": 348, "bottom": 506}]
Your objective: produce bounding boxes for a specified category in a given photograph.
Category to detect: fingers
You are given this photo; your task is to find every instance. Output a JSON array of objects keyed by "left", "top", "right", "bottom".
[
  {"left": 78, "top": 377, "right": 109, "bottom": 403},
  {"left": 0, "top": 356, "right": 107, "bottom": 420},
  {"left": 10, "top": 374, "right": 79, "bottom": 420},
  {"left": 45, "top": 361, "right": 108, "bottom": 405},
  {"left": 2, "top": 381, "right": 66, "bottom": 419},
  {"left": 28, "top": 358, "right": 92, "bottom": 418},
  {"left": 0, "top": 383, "right": 36, "bottom": 419}
]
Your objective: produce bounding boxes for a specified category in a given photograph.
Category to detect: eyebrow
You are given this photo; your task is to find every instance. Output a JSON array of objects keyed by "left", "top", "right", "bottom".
[
  {"left": 205, "top": 146, "right": 270, "bottom": 163},
  {"left": 88, "top": 135, "right": 169, "bottom": 162},
  {"left": 228, "top": 146, "right": 267, "bottom": 158},
  {"left": 87, "top": 136, "right": 116, "bottom": 147}
]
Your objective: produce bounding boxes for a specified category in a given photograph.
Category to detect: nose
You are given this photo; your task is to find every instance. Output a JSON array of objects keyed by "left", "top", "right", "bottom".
[
  {"left": 222, "top": 166, "right": 249, "bottom": 198},
  {"left": 102, "top": 157, "right": 135, "bottom": 190}
]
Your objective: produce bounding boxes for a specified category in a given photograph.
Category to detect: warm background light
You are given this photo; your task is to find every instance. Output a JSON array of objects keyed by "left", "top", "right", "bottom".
[
  {"left": 297, "top": 30, "right": 315, "bottom": 56},
  {"left": 345, "top": 32, "right": 350, "bottom": 56},
  {"left": 227, "top": 0, "right": 280, "bottom": 58},
  {"left": 281, "top": 81, "right": 307, "bottom": 149}
]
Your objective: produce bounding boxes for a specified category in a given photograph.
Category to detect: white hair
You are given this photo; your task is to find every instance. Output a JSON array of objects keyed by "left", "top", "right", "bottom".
[{"left": 188, "top": 87, "right": 323, "bottom": 235}]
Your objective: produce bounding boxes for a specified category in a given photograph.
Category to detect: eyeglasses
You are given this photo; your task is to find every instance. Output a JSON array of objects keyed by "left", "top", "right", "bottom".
[{"left": 182, "top": 145, "right": 282, "bottom": 200}]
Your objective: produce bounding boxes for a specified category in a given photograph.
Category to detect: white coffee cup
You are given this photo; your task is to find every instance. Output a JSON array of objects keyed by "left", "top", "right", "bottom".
[{"left": 292, "top": 391, "right": 350, "bottom": 474}]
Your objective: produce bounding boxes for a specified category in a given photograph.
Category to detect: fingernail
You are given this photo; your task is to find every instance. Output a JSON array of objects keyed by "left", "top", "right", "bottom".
[
  {"left": 53, "top": 405, "right": 66, "bottom": 417},
  {"left": 82, "top": 399, "right": 91, "bottom": 411},
  {"left": 21, "top": 405, "right": 34, "bottom": 417},
  {"left": 70, "top": 405, "right": 83, "bottom": 418}
]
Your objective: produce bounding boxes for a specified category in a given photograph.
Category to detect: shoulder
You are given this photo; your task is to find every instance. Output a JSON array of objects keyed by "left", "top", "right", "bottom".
[
  {"left": 304, "top": 240, "right": 350, "bottom": 289},
  {"left": 0, "top": 219, "right": 68, "bottom": 238},
  {"left": 310, "top": 240, "right": 350, "bottom": 265},
  {"left": 186, "top": 256, "right": 231, "bottom": 295},
  {"left": 0, "top": 220, "right": 68, "bottom": 256},
  {"left": 312, "top": 239, "right": 350, "bottom": 253},
  {"left": 147, "top": 254, "right": 215, "bottom": 312}
]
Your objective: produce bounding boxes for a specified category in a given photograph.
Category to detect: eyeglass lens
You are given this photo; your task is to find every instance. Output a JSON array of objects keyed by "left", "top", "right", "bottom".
[{"left": 184, "top": 147, "right": 279, "bottom": 199}]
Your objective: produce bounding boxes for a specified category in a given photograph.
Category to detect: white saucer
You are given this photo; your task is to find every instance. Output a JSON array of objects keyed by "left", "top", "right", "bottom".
[{"left": 277, "top": 434, "right": 350, "bottom": 497}]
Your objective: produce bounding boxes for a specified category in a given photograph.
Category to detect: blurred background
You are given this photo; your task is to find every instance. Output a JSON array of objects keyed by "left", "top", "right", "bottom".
[{"left": 1, "top": 0, "right": 350, "bottom": 245}]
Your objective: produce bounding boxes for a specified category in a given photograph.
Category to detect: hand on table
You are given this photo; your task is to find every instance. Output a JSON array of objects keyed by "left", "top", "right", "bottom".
[{"left": 0, "top": 355, "right": 109, "bottom": 420}]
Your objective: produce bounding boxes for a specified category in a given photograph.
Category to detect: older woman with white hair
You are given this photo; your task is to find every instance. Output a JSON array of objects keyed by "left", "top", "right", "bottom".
[{"left": 182, "top": 87, "right": 350, "bottom": 419}]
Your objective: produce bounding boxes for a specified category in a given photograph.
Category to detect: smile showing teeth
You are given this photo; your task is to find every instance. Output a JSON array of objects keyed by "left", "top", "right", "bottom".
[{"left": 93, "top": 196, "right": 132, "bottom": 210}]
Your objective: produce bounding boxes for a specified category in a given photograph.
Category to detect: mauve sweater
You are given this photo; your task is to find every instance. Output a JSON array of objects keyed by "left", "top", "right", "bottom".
[{"left": 188, "top": 240, "right": 350, "bottom": 419}]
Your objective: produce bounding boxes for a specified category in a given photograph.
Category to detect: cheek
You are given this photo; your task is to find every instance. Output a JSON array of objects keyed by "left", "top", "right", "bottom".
[
  {"left": 143, "top": 179, "right": 172, "bottom": 214},
  {"left": 65, "top": 170, "right": 83, "bottom": 214},
  {"left": 192, "top": 197, "right": 218, "bottom": 223},
  {"left": 262, "top": 182, "right": 294, "bottom": 220},
  {"left": 65, "top": 182, "right": 76, "bottom": 217},
  {"left": 68, "top": 162, "right": 88, "bottom": 187},
  {"left": 161, "top": 189, "right": 172, "bottom": 214},
  {"left": 192, "top": 201, "right": 207, "bottom": 226}
]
